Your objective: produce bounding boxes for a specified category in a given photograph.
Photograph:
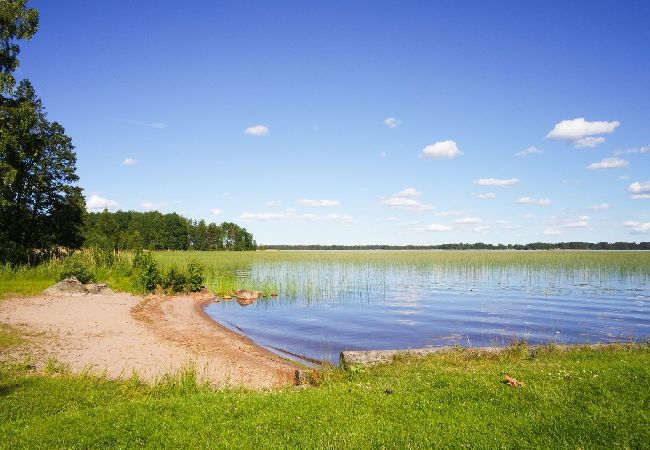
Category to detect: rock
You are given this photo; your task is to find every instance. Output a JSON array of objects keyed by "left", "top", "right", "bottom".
[
  {"left": 43, "top": 277, "right": 113, "bottom": 296},
  {"left": 234, "top": 289, "right": 262, "bottom": 301},
  {"left": 236, "top": 297, "right": 256, "bottom": 307}
]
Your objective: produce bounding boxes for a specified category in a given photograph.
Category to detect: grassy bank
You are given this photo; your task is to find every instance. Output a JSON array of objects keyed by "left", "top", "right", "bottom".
[{"left": 1, "top": 343, "right": 648, "bottom": 448}]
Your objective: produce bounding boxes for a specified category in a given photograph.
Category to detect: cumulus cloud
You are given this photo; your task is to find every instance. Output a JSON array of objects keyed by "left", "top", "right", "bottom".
[
  {"left": 210, "top": 208, "right": 222, "bottom": 215},
  {"left": 515, "top": 146, "right": 543, "bottom": 157},
  {"left": 474, "top": 178, "right": 520, "bottom": 187},
  {"left": 587, "top": 157, "right": 629, "bottom": 170},
  {"left": 623, "top": 221, "right": 650, "bottom": 234},
  {"left": 475, "top": 192, "right": 496, "bottom": 200},
  {"left": 546, "top": 118, "right": 619, "bottom": 148},
  {"left": 420, "top": 140, "right": 462, "bottom": 159},
  {"left": 86, "top": 194, "right": 119, "bottom": 211},
  {"left": 425, "top": 224, "right": 452, "bottom": 232},
  {"left": 384, "top": 117, "right": 402, "bottom": 128},
  {"left": 381, "top": 197, "right": 434, "bottom": 211},
  {"left": 297, "top": 199, "right": 340, "bottom": 207},
  {"left": 244, "top": 125, "right": 270, "bottom": 136},
  {"left": 516, "top": 196, "right": 551, "bottom": 205},
  {"left": 396, "top": 188, "right": 421, "bottom": 197},
  {"left": 381, "top": 189, "right": 433, "bottom": 211},
  {"left": 589, "top": 203, "right": 611, "bottom": 211},
  {"left": 628, "top": 181, "right": 650, "bottom": 199},
  {"left": 122, "top": 158, "right": 138, "bottom": 166},
  {"left": 453, "top": 217, "right": 484, "bottom": 225}
]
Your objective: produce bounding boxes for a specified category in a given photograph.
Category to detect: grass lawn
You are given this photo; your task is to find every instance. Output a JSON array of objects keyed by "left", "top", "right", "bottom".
[{"left": 1, "top": 343, "right": 648, "bottom": 448}]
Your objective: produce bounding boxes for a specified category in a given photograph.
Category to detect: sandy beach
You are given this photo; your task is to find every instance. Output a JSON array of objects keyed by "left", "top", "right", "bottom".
[{"left": 0, "top": 292, "right": 297, "bottom": 389}]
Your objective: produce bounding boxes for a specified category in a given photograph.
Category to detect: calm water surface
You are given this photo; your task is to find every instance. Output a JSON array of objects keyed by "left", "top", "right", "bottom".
[{"left": 204, "top": 264, "right": 650, "bottom": 364}]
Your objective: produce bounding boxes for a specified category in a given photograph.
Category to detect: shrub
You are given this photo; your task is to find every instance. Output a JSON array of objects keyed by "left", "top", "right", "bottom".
[
  {"left": 161, "top": 267, "right": 187, "bottom": 294},
  {"left": 186, "top": 260, "right": 205, "bottom": 292},
  {"left": 59, "top": 254, "right": 95, "bottom": 283},
  {"left": 132, "top": 251, "right": 160, "bottom": 293}
]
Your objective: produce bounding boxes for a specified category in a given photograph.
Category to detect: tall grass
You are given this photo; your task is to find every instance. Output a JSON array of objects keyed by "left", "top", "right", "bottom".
[{"left": 2, "top": 250, "right": 649, "bottom": 299}]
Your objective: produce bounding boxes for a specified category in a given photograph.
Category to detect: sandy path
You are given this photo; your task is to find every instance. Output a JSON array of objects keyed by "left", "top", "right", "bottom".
[{"left": 0, "top": 293, "right": 298, "bottom": 389}]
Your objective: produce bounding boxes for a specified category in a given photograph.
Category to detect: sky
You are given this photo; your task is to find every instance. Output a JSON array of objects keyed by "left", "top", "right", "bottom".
[{"left": 18, "top": 0, "right": 650, "bottom": 245}]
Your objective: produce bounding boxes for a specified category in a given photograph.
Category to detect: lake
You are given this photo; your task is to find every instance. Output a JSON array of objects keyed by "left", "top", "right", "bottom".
[{"left": 203, "top": 257, "right": 650, "bottom": 365}]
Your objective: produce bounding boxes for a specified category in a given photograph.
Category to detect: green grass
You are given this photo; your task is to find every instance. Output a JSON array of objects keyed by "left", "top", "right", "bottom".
[
  {"left": 0, "top": 324, "right": 23, "bottom": 349},
  {"left": 0, "top": 344, "right": 648, "bottom": 448}
]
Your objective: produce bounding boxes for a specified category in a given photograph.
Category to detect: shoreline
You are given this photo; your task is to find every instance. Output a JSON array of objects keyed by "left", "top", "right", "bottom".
[{"left": 0, "top": 292, "right": 298, "bottom": 389}]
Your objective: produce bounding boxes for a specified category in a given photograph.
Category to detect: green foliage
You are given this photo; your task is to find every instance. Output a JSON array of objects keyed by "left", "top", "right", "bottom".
[
  {"left": 185, "top": 260, "right": 204, "bottom": 292},
  {"left": 58, "top": 253, "right": 95, "bottom": 284},
  {"left": 161, "top": 267, "right": 187, "bottom": 294},
  {"left": 132, "top": 250, "right": 159, "bottom": 293},
  {"left": 0, "top": 345, "right": 649, "bottom": 448},
  {"left": 84, "top": 210, "right": 257, "bottom": 251},
  {"left": 1, "top": 1, "right": 84, "bottom": 265}
]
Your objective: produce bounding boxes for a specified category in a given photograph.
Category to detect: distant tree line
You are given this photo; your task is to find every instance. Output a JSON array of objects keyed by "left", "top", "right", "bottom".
[
  {"left": 261, "top": 242, "right": 650, "bottom": 251},
  {"left": 85, "top": 210, "right": 257, "bottom": 252}
]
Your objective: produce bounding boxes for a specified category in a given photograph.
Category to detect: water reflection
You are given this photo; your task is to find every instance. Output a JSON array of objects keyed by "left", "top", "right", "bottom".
[{"left": 204, "top": 263, "right": 650, "bottom": 364}]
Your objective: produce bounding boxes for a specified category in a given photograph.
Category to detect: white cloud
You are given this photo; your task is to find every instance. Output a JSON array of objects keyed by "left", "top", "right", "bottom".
[
  {"left": 474, "top": 178, "right": 520, "bottom": 187},
  {"left": 628, "top": 181, "right": 650, "bottom": 199},
  {"left": 425, "top": 224, "right": 452, "bottom": 232},
  {"left": 210, "top": 208, "right": 222, "bottom": 215},
  {"left": 380, "top": 196, "right": 434, "bottom": 211},
  {"left": 420, "top": 140, "right": 462, "bottom": 159},
  {"left": 587, "top": 157, "right": 629, "bottom": 170},
  {"left": 546, "top": 118, "right": 619, "bottom": 148},
  {"left": 521, "top": 213, "right": 535, "bottom": 219},
  {"left": 396, "top": 188, "right": 421, "bottom": 197},
  {"left": 589, "top": 203, "right": 611, "bottom": 211},
  {"left": 384, "top": 117, "right": 402, "bottom": 128},
  {"left": 574, "top": 136, "right": 606, "bottom": 148},
  {"left": 266, "top": 200, "right": 281, "bottom": 207},
  {"left": 86, "top": 194, "right": 119, "bottom": 211},
  {"left": 122, "top": 158, "right": 138, "bottom": 166},
  {"left": 453, "top": 217, "right": 484, "bottom": 225},
  {"left": 515, "top": 146, "right": 543, "bottom": 157},
  {"left": 541, "top": 216, "right": 590, "bottom": 235},
  {"left": 542, "top": 228, "right": 562, "bottom": 235},
  {"left": 240, "top": 211, "right": 352, "bottom": 223},
  {"left": 475, "top": 192, "right": 496, "bottom": 200},
  {"left": 397, "top": 220, "right": 421, "bottom": 227},
  {"left": 297, "top": 199, "right": 340, "bottom": 207},
  {"left": 244, "top": 125, "right": 270, "bottom": 136},
  {"left": 516, "top": 196, "right": 551, "bottom": 205},
  {"left": 618, "top": 175, "right": 630, "bottom": 180},
  {"left": 615, "top": 144, "right": 650, "bottom": 155},
  {"left": 623, "top": 221, "right": 650, "bottom": 234},
  {"left": 435, "top": 210, "right": 464, "bottom": 217},
  {"left": 325, "top": 213, "right": 354, "bottom": 224},
  {"left": 495, "top": 219, "right": 509, "bottom": 225}
]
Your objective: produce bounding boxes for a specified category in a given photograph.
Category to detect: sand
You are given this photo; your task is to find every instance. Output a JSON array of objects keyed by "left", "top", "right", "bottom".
[{"left": 0, "top": 292, "right": 298, "bottom": 389}]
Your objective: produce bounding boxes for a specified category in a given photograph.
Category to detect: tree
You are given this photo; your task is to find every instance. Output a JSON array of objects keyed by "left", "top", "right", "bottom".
[{"left": 0, "top": 1, "right": 84, "bottom": 263}]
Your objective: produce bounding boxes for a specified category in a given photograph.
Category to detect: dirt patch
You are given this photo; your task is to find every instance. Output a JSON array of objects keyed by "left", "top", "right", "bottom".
[{"left": 0, "top": 291, "right": 297, "bottom": 389}]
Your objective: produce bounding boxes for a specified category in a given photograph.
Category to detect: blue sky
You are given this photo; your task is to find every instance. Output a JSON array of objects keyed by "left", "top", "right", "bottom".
[{"left": 19, "top": 0, "right": 650, "bottom": 244}]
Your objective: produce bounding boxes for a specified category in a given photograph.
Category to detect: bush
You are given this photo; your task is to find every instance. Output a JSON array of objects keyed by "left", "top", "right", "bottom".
[
  {"left": 161, "top": 267, "right": 187, "bottom": 294},
  {"left": 186, "top": 260, "right": 204, "bottom": 292},
  {"left": 132, "top": 251, "right": 159, "bottom": 293},
  {"left": 59, "top": 254, "right": 95, "bottom": 283}
]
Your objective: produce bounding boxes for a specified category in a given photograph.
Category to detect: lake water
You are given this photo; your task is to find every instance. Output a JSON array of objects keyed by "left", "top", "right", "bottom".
[{"left": 204, "top": 263, "right": 650, "bottom": 365}]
